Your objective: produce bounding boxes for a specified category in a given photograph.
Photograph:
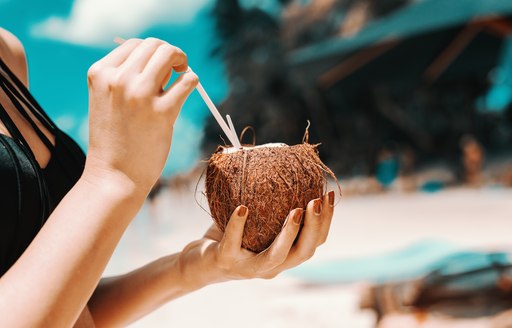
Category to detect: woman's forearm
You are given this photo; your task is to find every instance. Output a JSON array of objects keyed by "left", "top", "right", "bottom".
[
  {"left": 87, "top": 193, "right": 335, "bottom": 327},
  {"left": 0, "top": 172, "right": 147, "bottom": 328},
  {"left": 89, "top": 254, "right": 185, "bottom": 327},
  {"left": 88, "top": 240, "right": 221, "bottom": 327}
]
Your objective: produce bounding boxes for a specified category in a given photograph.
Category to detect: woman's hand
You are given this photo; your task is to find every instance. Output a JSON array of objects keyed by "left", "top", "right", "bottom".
[
  {"left": 179, "top": 191, "right": 335, "bottom": 288},
  {"left": 84, "top": 38, "right": 198, "bottom": 193}
]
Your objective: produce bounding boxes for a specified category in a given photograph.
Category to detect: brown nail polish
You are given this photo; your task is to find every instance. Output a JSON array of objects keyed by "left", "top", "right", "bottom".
[
  {"left": 328, "top": 191, "right": 335, "bottom": 207},
  {"left": 313, "top": 199, "right": 322, "bottom": 215},
  {"left": 293, "top": 209, "right": 303, "bottom": 224},
  {"left": 238, "top": 205, "right": 247, "bottom": 217}
]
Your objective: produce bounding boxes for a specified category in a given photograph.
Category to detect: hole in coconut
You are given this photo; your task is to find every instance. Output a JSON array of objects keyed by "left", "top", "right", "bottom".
[{"left": 221, "top": 143, "right": 288, "bottom": 154}]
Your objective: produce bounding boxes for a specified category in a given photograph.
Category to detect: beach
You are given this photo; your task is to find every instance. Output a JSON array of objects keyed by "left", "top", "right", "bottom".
[{"left": 104, "top": 186, "right": 512, "bottom": 327}]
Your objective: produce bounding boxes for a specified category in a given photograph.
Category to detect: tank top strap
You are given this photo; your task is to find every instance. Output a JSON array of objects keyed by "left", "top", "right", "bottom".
[
  {"left": 0, "top": 58, "right": 57, "bottom": 132},
  {"left": 0, "top": 80, "right": 54, "bottom": 151},
  {"left": 0, "top": 100, "right": 50, "bottom": 226},
  {"left": 0, "top": 57, "right": 50, "bottom": 225},
  {"left": 0, "top": 57, "right": 84, "bottom": 171},
  {"left": 0, "top": 58, "right": 55, "bottom": 152}
]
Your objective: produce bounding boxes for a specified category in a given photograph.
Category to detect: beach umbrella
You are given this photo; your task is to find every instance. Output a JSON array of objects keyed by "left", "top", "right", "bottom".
[{"left": 289, "top": 0, "right": 512, "bottom": 90}]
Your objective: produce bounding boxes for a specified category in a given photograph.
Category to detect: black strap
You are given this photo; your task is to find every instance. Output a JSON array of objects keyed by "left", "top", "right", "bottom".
[
  {"left": 0, "top": 58, "right": 50, "bottom": 225},
  {"left": 0, "top": 80, "right": 55, "bottom": 151},
  {"left": 0, "top": 57, "right": 84, "bottom": 171},
  {"left": 0, "top": 101, "right": 49, "bottom": 225},
  {"left": 0, "top": 95, "right": 33, "bottom": 157},
  {"left": 0, "top": 58, "right": 56, "bottom": 133}
]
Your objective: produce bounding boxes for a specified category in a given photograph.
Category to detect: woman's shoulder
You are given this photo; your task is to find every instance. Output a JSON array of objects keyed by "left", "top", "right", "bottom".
[{"left": 0, "top": 28, "right": 28, "bottom": 86}]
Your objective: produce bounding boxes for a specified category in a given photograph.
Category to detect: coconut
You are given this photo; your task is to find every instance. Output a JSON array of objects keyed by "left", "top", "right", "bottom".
[{"left": 205, "top": 142, "right": 336, "bottom": 253}]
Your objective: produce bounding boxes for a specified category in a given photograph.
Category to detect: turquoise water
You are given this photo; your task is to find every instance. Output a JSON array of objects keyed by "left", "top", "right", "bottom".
[
  {"left": 481, "top": 38, "right": 512, "bottom": 112},
  {"left": 289, "top": 239, "right": 511, "bottom": 284}
]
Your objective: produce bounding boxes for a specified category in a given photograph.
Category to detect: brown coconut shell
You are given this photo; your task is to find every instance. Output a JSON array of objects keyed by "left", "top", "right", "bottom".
[{"left": 205, "top": 142, "right": 335, "bottom": 253}]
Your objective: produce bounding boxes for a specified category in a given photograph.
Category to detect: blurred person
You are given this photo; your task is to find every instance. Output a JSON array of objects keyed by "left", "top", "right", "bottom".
[
  {"left": 0, "top": 28, "right": 335, "bottom": 327},
  {"left": 378, "top": 313, "right": 492, "bottom": 328},
  {"left": 460, "top": 135, "right": 485, "bottom": 186},
  {"left": 375, "top": 147, "right": 399, "bottom": 190},
  {"left": 398, "top": 145, "right": 417, "bottom": 192},
  {"left": 501, "top": 169, "right": 512, "bottom": 187}
]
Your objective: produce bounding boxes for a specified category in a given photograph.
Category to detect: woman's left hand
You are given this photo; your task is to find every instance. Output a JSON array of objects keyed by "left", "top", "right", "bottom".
[
  {"left": 178, "top": 190, "right": 335, "bottom": 288},
  {"left": 83, "top": 191, "right": 334, "bottom": 326}
]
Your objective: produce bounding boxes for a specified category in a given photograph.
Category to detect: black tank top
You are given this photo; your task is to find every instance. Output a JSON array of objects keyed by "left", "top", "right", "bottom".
[{"left": 0, "top": 57, "right": 85, "bottom": 276}]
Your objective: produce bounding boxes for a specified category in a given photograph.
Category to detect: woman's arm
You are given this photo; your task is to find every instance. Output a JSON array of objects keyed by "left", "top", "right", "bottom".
[
  {"left": 88, "top": 191, "right": 335, "bottom": 327},
  {"left": 89, "top": 252, "right": 192, "bottom": 327},
  {"left": 0, "top": 174, "right": 147, "bottom": 327},
  {"left": 0, "top": 38, "right": 198, "bottom": 328}
]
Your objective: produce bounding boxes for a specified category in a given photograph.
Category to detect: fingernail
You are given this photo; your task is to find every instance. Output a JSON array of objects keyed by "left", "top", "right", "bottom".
[
  {"left": 177, "top": 66, "right": 192, "bottom": 75},
  {"left": 328, "top": 191, "right": 335, "bottom": 207},
  {"left": 313, "top": 199, "right": 322, "bottom": 215},
  {"left": 238, "top": 205, "right": 247, "bottom": 217},
  {"left": 293, "top": 208, "right": 303, "bottom": 224}
]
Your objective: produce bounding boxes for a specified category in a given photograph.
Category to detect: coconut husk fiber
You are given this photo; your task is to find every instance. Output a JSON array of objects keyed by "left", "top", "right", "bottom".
[{"left": 205, "top": 141, "right": 337, "bottom": 253}]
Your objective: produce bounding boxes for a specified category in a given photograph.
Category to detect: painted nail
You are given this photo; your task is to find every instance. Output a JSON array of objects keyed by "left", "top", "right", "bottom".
[
  {"left": 238, "top": 205, "right": 247, "bottom": 217},
  {"left": 328, "top": 191, "right": 335, "bottom": 207},
  {"left": 313, "top": 199, "right": 322, "bottom": 215},
  {"left": 293, "top": 209, "right": 303, "bottom": 224}
]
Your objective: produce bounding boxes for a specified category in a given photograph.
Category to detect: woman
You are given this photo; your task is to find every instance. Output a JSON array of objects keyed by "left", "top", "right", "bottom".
[{"left": 0, "top": 28, "right": 335, "bottom": 327}]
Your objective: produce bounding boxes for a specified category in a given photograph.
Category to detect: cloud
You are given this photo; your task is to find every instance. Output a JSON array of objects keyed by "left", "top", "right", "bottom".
[
  {"left": 55, "top": 115, "right": 77, "bottom": 132},
  {"left": 31, "top": 0, "right": 210, "bottom": 46}
]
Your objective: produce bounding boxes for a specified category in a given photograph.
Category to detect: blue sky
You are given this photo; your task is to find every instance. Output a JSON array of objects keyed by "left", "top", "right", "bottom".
[
  {"left": 2, "top": 0, "right": 511, "bottom": 175},
  {"left": 0, "top": 0, "right": 228, "bottom": 176}
]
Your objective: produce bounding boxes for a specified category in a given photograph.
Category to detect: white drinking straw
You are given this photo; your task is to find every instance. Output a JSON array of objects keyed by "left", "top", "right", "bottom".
[
  {"left": 195, "top": 81, "right": 239, "bottom": 147},
  {"left": 226, "top": 114, "right": 242, "bottom": 149}
]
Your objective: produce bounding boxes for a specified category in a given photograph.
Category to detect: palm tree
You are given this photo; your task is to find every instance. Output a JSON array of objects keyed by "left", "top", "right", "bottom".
[{"left": 204, "top": 0, "right": 311, "bottom": 154}]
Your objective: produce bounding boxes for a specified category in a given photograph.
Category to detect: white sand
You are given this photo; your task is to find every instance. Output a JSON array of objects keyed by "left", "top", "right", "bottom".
[{"left": 103, "top": 187, "right": 512, "bottom": 327}]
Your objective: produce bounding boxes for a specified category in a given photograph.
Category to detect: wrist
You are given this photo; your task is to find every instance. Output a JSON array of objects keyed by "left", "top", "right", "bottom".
[
  {"left": 177, "top": 240, "right": 227, "bottom": 291},
  {"left": 81, "top": 162, "right": 149, "bottom": 202}
]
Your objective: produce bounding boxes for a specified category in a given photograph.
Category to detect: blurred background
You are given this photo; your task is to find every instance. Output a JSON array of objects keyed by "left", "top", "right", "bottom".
[{"left": 2, "top": 0, "right": 512, "bottom": 327}]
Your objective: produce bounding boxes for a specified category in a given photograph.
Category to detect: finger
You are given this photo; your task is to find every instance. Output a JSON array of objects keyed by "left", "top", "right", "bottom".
[
  {"left": 272, "top": 198, "right": 323, "bottom": 270},
  {"left": 142, "top": 44, "right": 188, "bottom": 90},
  {"left": 156, "top": 71, "right": 198, "bottom": 118},
  {"left": 256, "top": 208, "right": 303, "bottom": 271},
  {"left": 96, "top": 38, "right": 143, "bottom": 68},
  {"left": 218, "top": 206, "right": 249, "bottom": 257},
  {"left": 119, "top": 37, "right": 165, "bottom": 74},
  {"left": 296, "top": 198, "right": 323, "bottom": 248},
  {"left": 317, "top": 190, "right": 335, "bottom": 245}
]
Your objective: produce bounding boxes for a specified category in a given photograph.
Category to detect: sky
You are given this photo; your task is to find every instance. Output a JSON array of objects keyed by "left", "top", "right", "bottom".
[
  {"left": 0, "top": 0, "right": 228, "bottom": 176},
  {"left": 1, "top": 0, "right": 511, "bottom": 175}
]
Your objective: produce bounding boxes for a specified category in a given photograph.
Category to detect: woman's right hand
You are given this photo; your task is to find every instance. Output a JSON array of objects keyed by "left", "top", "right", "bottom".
[{"left": 84, "top": 38, "right": 198, "bottom": 194}]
